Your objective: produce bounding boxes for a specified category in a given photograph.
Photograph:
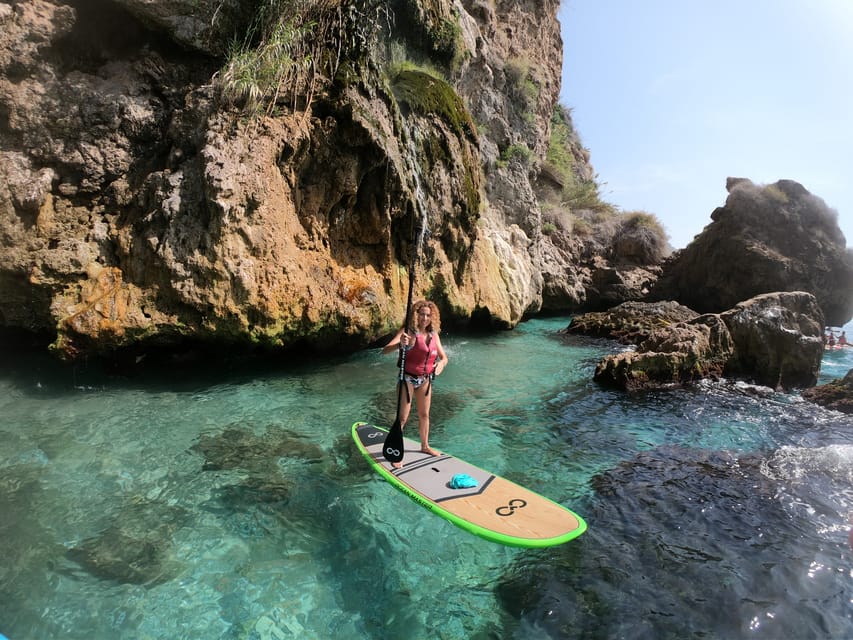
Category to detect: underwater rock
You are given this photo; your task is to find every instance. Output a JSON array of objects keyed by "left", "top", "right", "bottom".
[
  {"left": 207, "top": 476, "right": 294, "bottom": 540},
  {"left": 494, "top": 443, "right": 837, "bottom": 639},
  {"left": 214, "top": 477, "right": 292, "bottom": 508},
  {"left": 192, "top": 427, "right": 324, "bottom": 472},
  {"left": 67, "top": 498, "right": 188, "bottom": 585}
]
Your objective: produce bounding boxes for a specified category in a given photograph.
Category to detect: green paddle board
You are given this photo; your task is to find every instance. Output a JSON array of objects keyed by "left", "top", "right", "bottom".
[{"left": 352, "top": 421, "right": 587, "bottom": 548}]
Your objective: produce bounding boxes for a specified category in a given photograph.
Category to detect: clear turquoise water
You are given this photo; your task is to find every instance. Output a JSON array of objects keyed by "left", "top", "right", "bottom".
[{"left": 1, "top": 317, "right": 852, "bottom": 639}]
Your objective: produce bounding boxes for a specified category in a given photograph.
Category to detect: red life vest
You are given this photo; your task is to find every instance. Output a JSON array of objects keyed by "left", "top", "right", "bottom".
[{"left": 404, "top": 332, "right": 438, "bottom": 376}]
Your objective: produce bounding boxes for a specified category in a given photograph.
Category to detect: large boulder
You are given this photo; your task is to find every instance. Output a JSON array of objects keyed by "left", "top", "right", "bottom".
[
  {"left": 720, "top": 291, "right": 825, "bottom": 389},
  {"left": 649, "top": 178, "right": 853, "bottom": 327},
  {"left": 584, "top": 262, "right": 661, "bottom": 311}
]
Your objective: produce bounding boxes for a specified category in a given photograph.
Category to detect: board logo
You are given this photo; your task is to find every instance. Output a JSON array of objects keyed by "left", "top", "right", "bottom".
[{"left": 495, "top": 498, "right": 527, "bottom": 516}]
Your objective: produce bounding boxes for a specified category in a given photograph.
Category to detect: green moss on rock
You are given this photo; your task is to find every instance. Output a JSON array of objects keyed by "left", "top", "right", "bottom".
[{"left": 391, "top": 69, "right": 476, "bottom": 141}]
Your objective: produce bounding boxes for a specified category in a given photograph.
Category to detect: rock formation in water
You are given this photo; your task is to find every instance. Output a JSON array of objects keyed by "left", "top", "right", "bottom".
[
  {"left": 564, "top": 300, "right": 699, "bottom": 344},
  {"left": 802, "top": 369, "right": 853, "bottom": 414},
  {"left": 566, "top": 179, "right": 852, "bottom": 392},
  {"left": 573, "top": 292, "right": 825, "bottom": 391},
  {"left": 650, "top": 178, "right": 853, "bottom": 326}
]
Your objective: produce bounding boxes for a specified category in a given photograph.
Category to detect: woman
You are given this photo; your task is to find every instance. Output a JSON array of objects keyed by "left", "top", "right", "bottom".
[{"left": 382, "top": 300, "right": 448, "bottom": 463}]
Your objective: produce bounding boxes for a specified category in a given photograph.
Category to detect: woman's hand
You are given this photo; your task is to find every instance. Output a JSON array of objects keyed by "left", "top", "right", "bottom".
[{"left": 382, "top": 328, "right": 406, "bottom": 354}]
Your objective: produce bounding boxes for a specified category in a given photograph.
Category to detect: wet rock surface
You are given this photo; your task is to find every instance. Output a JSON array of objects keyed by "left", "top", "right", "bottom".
[
  {"left": 803, "top": 368, "right": 853, "bottom": 413},
  {"left": 571, "top": 292, "right": 825, "bottom": 391}
]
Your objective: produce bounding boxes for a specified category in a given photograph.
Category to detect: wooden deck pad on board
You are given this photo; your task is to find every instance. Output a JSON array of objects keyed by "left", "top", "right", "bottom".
[{"left": 352, "top": 422, "right": 586, "bottom": 547}]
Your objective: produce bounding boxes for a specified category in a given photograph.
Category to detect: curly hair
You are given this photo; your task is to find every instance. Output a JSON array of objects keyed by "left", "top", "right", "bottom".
[{"left": 407, "top": 300, "right": 441, "bottom": 334}]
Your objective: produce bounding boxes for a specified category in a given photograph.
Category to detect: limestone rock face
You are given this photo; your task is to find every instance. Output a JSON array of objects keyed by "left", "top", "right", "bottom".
[
  {"left": 650, "top": 178, "right": 853, "bottom": 327},
  {"left": 454, "top": 0, "right": 566, "bottom": 321},
  {"left": 109, "top": 0, "right": 246, "bottom": 55},
  {"left": 0, "top": 0, "right": 586, "bottom": 358}
]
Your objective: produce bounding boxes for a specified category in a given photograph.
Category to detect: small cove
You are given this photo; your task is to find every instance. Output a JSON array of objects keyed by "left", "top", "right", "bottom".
[{"left": 1, "top": 317, "right": 852, "bottom": 639}]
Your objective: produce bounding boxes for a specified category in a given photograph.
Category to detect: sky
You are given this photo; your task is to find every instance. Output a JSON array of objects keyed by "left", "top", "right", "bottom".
[{"left": 558, "top": 1, "right": 853, "bottom": 249}]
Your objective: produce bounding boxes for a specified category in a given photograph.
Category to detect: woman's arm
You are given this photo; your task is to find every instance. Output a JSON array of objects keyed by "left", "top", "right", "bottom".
[
  {"left": 381, "top": 328, "right": 405, "bottom": 355},
  {"left": 433, "top": 335, "right": 448, "bottom": 375}
]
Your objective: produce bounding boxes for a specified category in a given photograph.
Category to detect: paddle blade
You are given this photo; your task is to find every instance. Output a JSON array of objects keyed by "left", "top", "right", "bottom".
[{"left": 382, "top": 420, "right": 404, "bottom": 463}]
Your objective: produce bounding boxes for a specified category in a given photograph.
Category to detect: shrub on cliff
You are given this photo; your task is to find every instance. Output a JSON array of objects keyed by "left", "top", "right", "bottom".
[
  {"left": 538, "top": 103, "right": 616, "bottom": 244},
  {"left": 546, "top": 105, "right": 611, "bottom": 213},
  {"left": 610, "top": 211, "right": 671, "bottom": 265}
]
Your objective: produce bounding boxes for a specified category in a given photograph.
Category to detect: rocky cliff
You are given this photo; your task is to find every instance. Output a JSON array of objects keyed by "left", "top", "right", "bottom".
[
  {"left": 3, "top": 2, "right": 849, "bottom": 365},
  {"left": 3, "top": 0, "right": 623, "bottom": 359},
  {"left": 650, "top": 178, "right": 853, "bottom": 327}
]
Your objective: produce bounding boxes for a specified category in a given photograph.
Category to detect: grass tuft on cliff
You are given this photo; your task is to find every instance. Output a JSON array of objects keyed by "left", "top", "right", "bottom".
[
  {"left": 217, "top": 16, "right": 314, "bottom": 114},
  {"left": 539, "top": 104, "right": 670, "bottom": 261},
  {"left": 214, "top": 0, "right": 390, "bottom": 115},
  {"left": 547, "top": 105, "right": 610, "bottom": 211}
]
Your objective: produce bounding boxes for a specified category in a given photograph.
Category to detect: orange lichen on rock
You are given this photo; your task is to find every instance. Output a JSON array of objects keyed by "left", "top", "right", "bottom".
[{"left": 58, "top": 265, "right": 135, "bottom": 340}]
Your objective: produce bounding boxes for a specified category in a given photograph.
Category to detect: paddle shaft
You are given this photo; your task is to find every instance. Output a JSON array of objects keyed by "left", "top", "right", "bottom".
[{"left": 383, "top": 221, "right": 423, "bottom": 463}]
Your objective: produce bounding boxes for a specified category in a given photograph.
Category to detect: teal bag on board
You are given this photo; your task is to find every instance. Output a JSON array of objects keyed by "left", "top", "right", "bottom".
[{"left": 449, "top": 473, "right": 478, "bottom": 489}]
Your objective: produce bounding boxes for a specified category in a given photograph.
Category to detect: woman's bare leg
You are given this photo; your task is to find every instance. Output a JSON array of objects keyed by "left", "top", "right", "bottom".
[
  {"left": 396, "top": 380, "right": 413, "bottom": 429},
  {"left": 415, "top": 384, "right": 438, "bottom": 455}
]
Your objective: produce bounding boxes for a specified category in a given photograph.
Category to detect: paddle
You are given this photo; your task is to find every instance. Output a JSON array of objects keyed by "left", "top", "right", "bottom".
[
  {"left": 382, "top": 358, "right": 407, "bottom": 464},
  {"left": 383, "top": 221, "right": 424, "bottom": 464}
]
